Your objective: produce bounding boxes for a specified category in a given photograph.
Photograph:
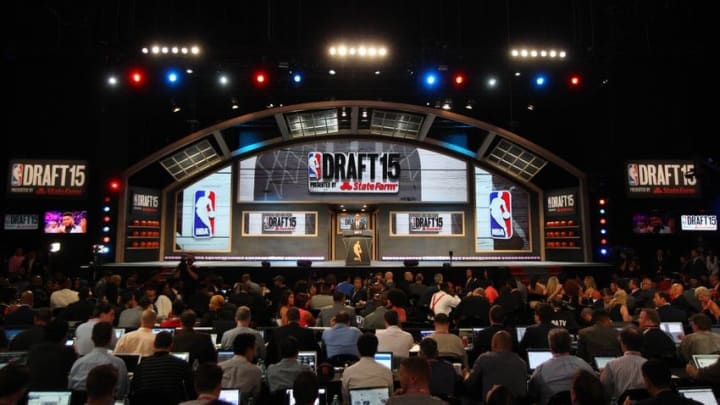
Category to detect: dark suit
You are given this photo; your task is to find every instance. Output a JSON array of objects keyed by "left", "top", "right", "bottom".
[
  {"left": 634, "top": 390, "right": 702, "bottom": 405},
  {"left": 27, "top": 342, "right": 77, "bottom": 390},
  {"left": 672, "top": 296, "right": 697, "bottom": 318},
  {"left": 3, "top": 305, "right": 34, "bottom": 326},
  {"left": 474, "top": 324, "right": 507, "bottom": 354},
  {"left": 519, "top": 322, "right": 555, "bottom": 353},
  {"left": 131, "top": 352, "right": 193, "bottom": 403},
  {"left": 657, "top": 304, "right": 687, "bottom": 324},
  {"left": 266, "top": 322, "right": 321, "bottom": 364},
  {"left": 451, "top": 296, "right": 490, "bottom": 327},
  {"left": 172, "top": 329, "right": 217, "bottom": 365},
  {"left": 576, "top": 324, "right": 621, "bottom": 363},
  {"left": 641, "top": 327, "right": 679, "bottom": 366},
  {"left": 9, "top": 325, "right": 44, "bottom": 350}
]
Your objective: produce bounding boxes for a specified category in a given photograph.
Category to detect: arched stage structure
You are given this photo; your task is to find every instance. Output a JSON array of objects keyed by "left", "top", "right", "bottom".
[{"left": 111, "top": 100, "right": 606, "bottom": 276}]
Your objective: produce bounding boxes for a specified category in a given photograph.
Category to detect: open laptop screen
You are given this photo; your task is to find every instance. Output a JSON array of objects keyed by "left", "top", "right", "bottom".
[
  {"left": 659, "top": 322, "right": 683, "bottom": 343},
  {"left": 219, "top": 389, "right": 240, "bottom": 405},
  {"left": 678, "top": 387, "right": 718, "bottom": 405},
  {"left": 298, "top": 351, "right": 318, "bottom": 372},
  {"left": 217, "top": 351, "right": 234, "bottom": 363},
  {"left": 349, "top": 387, "right": 389, "bottom": 405},
  {"left": 527, "top": 350, "right": 553, "bottom": 371},
  {"left": 374, "top": 351, "right": 392, "bottom": 370},
  {"left": 693, "top": 354, "right": 720, "bottom": 368},
  {"left": 593, "top": 356, "right": 616, "bottom": 371},
  {"left": 171, "top": 352, "right": 190, "bottom": 362},
  {"left": 27, "top": 391, "right": 72, "bottom": 405},
  {"left": 287, "top": 387, "right": 326, "bottom": 405},
  {"left": 516, "top": 326, "right": 528, "bottom": 343}
]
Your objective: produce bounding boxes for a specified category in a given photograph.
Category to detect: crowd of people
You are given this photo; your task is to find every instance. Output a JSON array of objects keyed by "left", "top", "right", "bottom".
[{"left": 0, "top": 244, "right": 719, "bottom": 404}]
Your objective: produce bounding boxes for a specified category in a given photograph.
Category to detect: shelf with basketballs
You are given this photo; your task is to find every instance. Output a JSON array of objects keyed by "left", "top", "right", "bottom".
[
  {"left": 127, "top": 220, "right": 161, "bottom": 249},
  {"left": 545, "top": 220, "right": 582, "bottom": 250}
]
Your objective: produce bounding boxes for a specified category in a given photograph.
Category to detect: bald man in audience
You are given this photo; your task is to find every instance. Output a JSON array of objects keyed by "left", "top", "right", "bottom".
[
  {"left": 114, "top": 309, "right": 157, "bottom": 357},
  {"left": 467, "top": 330, "right": 527, "bottom": 400}
]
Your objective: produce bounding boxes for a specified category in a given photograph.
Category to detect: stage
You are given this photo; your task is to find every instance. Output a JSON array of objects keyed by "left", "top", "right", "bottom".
[{"left": 100, "top": 259, "right": 614, "bottom": 286}]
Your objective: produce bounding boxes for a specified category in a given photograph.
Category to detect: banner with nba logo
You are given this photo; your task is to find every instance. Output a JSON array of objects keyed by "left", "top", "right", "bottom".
[
  {"left": 475, "top": 167, "right": 531, "bottom": 252},
  {"left": 7, "top": 159, "right": 88, "bottom": 197},
  {"left": 625, "top": 160, "right": 699, "bottom": 198},
  {"left": 175, "top": 166, "right": 231, "bottom": 251},
  {"left": 489, "top": 191, "right": 513, "bottom": 239}
]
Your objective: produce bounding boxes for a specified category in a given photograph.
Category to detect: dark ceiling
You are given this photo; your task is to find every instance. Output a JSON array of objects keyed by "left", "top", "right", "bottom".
[{"left": 1, "top": 0, "right": 715, "bottom": 190}]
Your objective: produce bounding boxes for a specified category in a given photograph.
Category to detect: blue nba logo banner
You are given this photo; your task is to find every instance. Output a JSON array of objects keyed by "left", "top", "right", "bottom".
[
  {"left": 489, "top": 190, "right": 513, "bottom": 239},
  {"left": 193, "top": 190, "right": 216, "bottom": 238}
]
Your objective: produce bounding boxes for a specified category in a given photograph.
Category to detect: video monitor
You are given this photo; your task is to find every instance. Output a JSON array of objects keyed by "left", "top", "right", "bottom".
[
  {"left": 217, "top": 351, "right": 234, "bottom": 363},
  {"left": 594, "top": 356, "right": 617, "bottom": 371},
  {"left": 219, "top": 389, "right": 240, "bottom": 405},
  {"left": 632, "top": 212, "right": 675, "bottom": 235},
  {"left": 678, "top": 387, "right": 718, "bottom": 405},
  {"left": 287, "top": 387, "right": 326, "bottom": 405},
  {"left": 43, "top": 210, "right": 87, "bottom": 234},
  {"left": 171, "top": 352, "right": 190, "bottom": 362},
  {"left": 4, "top": 329, "right": 25, "bottom": 343},
  {"left": 659, "top": 322, "right": 683, "bottom": 344},
  {"left": 693, "top": 354, "right": 719, "bottom": 368},
  {"left": 515, "top": 326, "right": 528, "bottom": 343}
]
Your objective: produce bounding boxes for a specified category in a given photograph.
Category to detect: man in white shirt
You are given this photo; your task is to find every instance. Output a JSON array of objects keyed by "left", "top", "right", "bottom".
[
  {"left": 50, "top": 278, "right": 79, "bottom": 310},
  {"left": 430, "top": 283, "right": 461, "bottom": 317},
  {"left": 341, "top": 333, "right": 394, "bottom": 404},
  {"left": 376, "top": 310, "right": 414, "bottom": 365},
  {"left": 113, "top": 309, "right": 157, "bottom": 357},
  {"left": 600, "top": 326, "right": 647, "bottom": 403},
  {"left": 220, "top": 306, "right": 265, "bottom": 359},
  {"left": 219, "top": 333, "right": 262, "bottom": 400},
  {"left": 75, "top": 303, "right": 117, "bottom": 355}
]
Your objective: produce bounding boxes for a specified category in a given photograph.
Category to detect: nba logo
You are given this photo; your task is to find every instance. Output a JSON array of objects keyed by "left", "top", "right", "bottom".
[
  {"left": 308, "top": 152, "right": 322, "bottom": 180},
  {"left": 489, "top": 191, "right": 513, "bottom": 239},
  {"left": 11, "top": 163, "right": 23, "bottom": 186},
  {"left": 627, "top": 163, "right": 639, "bottom": 186},
  {"left": 193, "top": 190, "right": 216, "bottom": 238}
]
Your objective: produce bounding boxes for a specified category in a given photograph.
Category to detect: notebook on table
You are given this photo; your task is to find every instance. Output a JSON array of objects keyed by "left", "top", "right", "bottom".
[
  {"left": 287, "top": 387, "right": 326, "bottom": 405},
  {"left": 374, "top": 351, "right": 393, "bottom": 370},
  {"left": 219, "top": 389, "right": 240, "bottom": 405},
  {"left": 678, "top": 387, "right": 718, "bottom": 405},
  {"left": 527, "top": 349, "right": 553, "bottom": 372},
  {"left": 593, "top": 356, "right": 617, "bottom": 371},
  {"left": 26, "top": 390, "right": 72, "bottom": 405},
  {"left": 298, "top": 350, "right": 318, "bottom": 372},
  {"left": 692, "top": 354, "right": 720, "bottom": 368},
  {"left": 349, "top": 387, "right": 389, "bottom": 405}
]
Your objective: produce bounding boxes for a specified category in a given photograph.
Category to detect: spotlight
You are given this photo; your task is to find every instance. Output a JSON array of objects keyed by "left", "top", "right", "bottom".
[
  {"left": 171, "top": 99, "right": 181, "bottom": 113},
  {"left": 151, "top": 46, "right": 160, "bottom": 54},
  {"left": 454, "top": 74, "right": 465, "bottom": 85},
  {"left": 424, "top": 73, "right": 437, "bottom": 87},
  {"left": 441, "top": 100, "right": 452, "bottom": 110},
  {"left": 231, "top": 98, "right": 239, "bottom": 110},
  {"left": 129, "top": 69, "right": 145, "bottom": 86},
  {"left": 534, "top": 75, "right": 546, "bottom": 87},
  {"left": 190, "top": 46, "right": 200, "bottom": 55},
  {"left": 487, "top": 77, "right": 497, "bottom": 88},
  {"left": 141, "top": 47, "right": 149, "bottom": 54},
  {"left": 254, "top": 72, "right": 267, "bottom": 85},
  {"left": 161, "top": 46, "right": 168, "bottom": 54},
  {"left": 374, "top": 70, "right": 381, "bottom": 75},
  {"left": 181, "top": 47, "right": 188, "bottom": 54},
  {"left": 569, "top": 75, "right": 581, "bottom": 87},
  {"left": 328, "top": 69, "right": 336, "bottom": 75},
  {"left": 218, "top": 75, "right": 229, "bottom": 86},
  {"left": 292, "top": 73, "right": 303, "bottom": 83},
  {"left": 107, "top": 76, "right": 118, "bottom": 86},
  {"left": 49, "top": 242, "right": 61, "bottom": 253},
  {"left": 103, "top": 226, "right": 110, "bottom": 232},
  {"left": 166, "top": 69, "right": 180, "bottom": 85},
  {"left": 171, "top": 46, "right": 179, "bottom": 54}
]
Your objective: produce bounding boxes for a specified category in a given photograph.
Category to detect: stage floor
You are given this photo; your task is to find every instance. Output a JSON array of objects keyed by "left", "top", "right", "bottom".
[{"left": 104, "top": 260, "right": 611, "bottom": 269}]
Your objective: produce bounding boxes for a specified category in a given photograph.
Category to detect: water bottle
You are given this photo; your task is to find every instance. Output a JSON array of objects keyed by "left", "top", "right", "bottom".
[{"left": 331, "top": 394, "right": 341, "bottom": 405}]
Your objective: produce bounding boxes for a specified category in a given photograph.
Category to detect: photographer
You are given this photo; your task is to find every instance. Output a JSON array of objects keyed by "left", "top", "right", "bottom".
[{"left": 174, "top": 254, "right": 200, "bottom": 300}]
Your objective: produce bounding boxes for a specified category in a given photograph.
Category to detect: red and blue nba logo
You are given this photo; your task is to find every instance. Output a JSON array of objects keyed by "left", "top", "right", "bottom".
[
  {"left": 308, "top": 152, "right": 322, "bottom": 180},
  {"left": 11, "top": 163, "right": 23, "bottom": 186},
  {"left": 193, "top": 190, "right": 216, "bottom": 238},
  {"left": 489, "top": 190, "right": 513, "bottom": 239}
]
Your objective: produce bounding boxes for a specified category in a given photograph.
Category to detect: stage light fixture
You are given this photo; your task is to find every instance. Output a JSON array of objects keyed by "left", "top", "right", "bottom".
[
  {"left": 190, "top": 46, "right": 200, "bottom": 55},
  {"left": 510, "top": 47, "right": 567, "bottom": 60},
  {"left": 218, "top": 75, "right": 229, "bottom": 86},
  {"left": 254, "top": 72, "right": 267, "bottom": 85},
  {"left": 424, "top": 73, "right": 437, "bottom": 86},
  {"left": 569, "top": 75, "right": 581, "bottom": 87},
  {"left": 527, "top": 104, "right": 535, "bottom": 111},
  {"left": 161, "top": 46, "right": 169, "bottom": 54},
  {"left": 600, "top": 248, "right": 608, "bottom": 256},
  {"left": 600, "top": 229, "right": 607, "bottom": 235},
  {"left": 107, "top": 76, "right": 118, "bottom": 86},
  {"left": 103, "top": 206, "right": 110, "bottom": 213},
  {"left": 102, "top": 236, "right": 111, "bottom": 244},
  {"left": 599, "top": 208, "right": 606, "bottom": 215},
  {"left": 129, "top": 69, "right": 145, "bottom": 86},
  {"left": 108, "top": 179, "right": 121, "bottom": 192},
  {"left": 534, "top": 75, "right": 546, "bottom": 87},
  {"left": 441, "top": 100, "right": 452, "bottom": 110},
  {"left": 166, "top": 70, "right": 180, "bottom": 85},
  {"left": 598, "top": 198, "right": 606, "bottom": 205},
  {"left": 49, "top": 242, "right": 61, "bottom": 253},
  {"left": 141, "top": 47, "right": 149, "bottom": 54},
  {"left": 231, "top": 98, "right": 239, "bottom": 110},
  {"left": 487, "top": 77, "right": 497, "bottom": 88},
  {"left": 374, "top": 70, "right": 381, "bottom": 75},
  {"left": 600, "top": 218, "right": 607, "bottom": 225},
  {"left": 186, "top": 68, "right": 193, "bottom": 74},
  {"left": 103, "top": 216, "right": 111, "bottom": 223},
  {"left": 514, "top": 72, "right": 521, "bottom": 77},
  {"left": 328, "top": 42, "right": 388, "bottom": 59},
  {"left": 171, "top": 99, "right": 181, "bottom": 113},
  {"left": 103, "top": 226, "right": 110, "bottom": 233},
  {"left": 601, "top": 239, "right": 607, "bottom": 245},
  {"left": 454, "top": 74, "right": 465, "bottom": 85},
  {"left": 328, "top": 69, "right": 336, "bottom": 75},
  {"left": 292, "top": 73, "right": 303, "bottom": 83},
  {"left": 171, "top": 46, "right": 179, "bottom": 54},
  {"left": 151, "top": 46, "right": 160, "bottom": 54}
]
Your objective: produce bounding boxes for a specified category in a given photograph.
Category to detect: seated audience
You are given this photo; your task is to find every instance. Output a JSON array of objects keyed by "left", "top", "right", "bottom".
[
  {"left": 341, "top": 333, "right": 394, "bottom": 404},
  {"left": 86, "top": 364, "right": 119, "bottom": 405},
  {"left": 322, "top": 311, "right": 362, "bottom": 359},
  {"left": 419, "top": 337, "right": 459, "bottom": 398},
  {"left": 266, "top": 307, "right": 321, "bottom": 365},
  {"left": 179, "top": 363, "right": 224, "bottom": 405},
  {"left": 292, "top": 371, "right": 320, "bottom": 405},
  {"left": 220, "top": 306, "right": 265, "bottom": 360},
  {"left": 387, "top": 357, "right": 446, "bottom": 405},
  {"left": 113, "top": 309, "right": 157, "bottom": 357},
  {"left": 266, "top": 337, "right": 312, "bottom": 393},
  {"left": 27, "top": 318, "right": 77, "bottom": 390},
  {"left": 69, "top": 322, "right": 128, "bottom": 398},
  {"left": 173, "top": 309, "right": 218, "bottom": 365},
  {"left": 467, "top": 330, "right": 527, "bottom": 401},
  {"left": 376, "top": 310, "right": 414, "bottom": 363},
  {"left": 599, "top": 327, "right": 646, "bottom": 403},
  {"left": 130, "top": 331, "right": 193, "bottom": 403},
  {"left": 0, "top": 363, "right": 31, "bottom": 405},
  {"left": 634, "top": 359, "right": 702, "bottom": 405},
  {"left": 428, "top": 313, "right": 468, "bottom": 368},
  {"left": 219, "top": 333, "right": 262, "bottom": 400},
  {"left": 576, "top": 309, "right": 621, "bottom": 364},
  {"left": 571, "top": 369, "right": 606, "bottom": 405},
  {"left": 678, "top": 313, "right": 720, "bottom": 363}
]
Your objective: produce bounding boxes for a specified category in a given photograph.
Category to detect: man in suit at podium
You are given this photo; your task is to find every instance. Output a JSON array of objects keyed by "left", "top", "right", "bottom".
[{"left": 350, "top": 213, "right": 367, "bottom": 230}]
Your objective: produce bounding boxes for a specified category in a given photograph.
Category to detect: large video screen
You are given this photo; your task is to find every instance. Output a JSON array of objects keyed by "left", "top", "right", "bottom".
[
  {"left": 174, "top": 166, "right": 232, "bottom": 251},
  {"left": 632, "top": 212, "right": 676, "bottom": 235},
  {"left": 237, "top": 140, "right": 468, "bottom": 203},
  {"left": 474, "top": 167, "right": 531, "bottom": 251},
  {"left": 44, "top": 210, "right": 87, "bottom": 234}
]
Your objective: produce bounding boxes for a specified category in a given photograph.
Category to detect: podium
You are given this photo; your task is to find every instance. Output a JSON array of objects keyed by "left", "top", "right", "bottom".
[{"left": 342, "top": 230, "right": 373, "bottom": 266}]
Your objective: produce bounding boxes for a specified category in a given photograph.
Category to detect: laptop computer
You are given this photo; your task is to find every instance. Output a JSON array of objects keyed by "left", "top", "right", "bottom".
[
  {"left": 678, "top": 387, "right": 718, "bottom": 405},
  {"left": 114, "top": 328, "right": 125, "bottom": 340},
  {"left": 4, "top": 328, "right": 25, "bottom": 343},
  {"left": 692, "top": 354, "right": 720, "bottom": 368},
  {"left": 419, "top": 330, "right": 434, "bottom": 340},
  {"left": 171, "top": 352, "right": 190, "bottom": 362},
  {"left": 659, "top": 322, "right": 683, "bottom": 344},
  {"left": 210, "top": 333, "right": 218, "bottom": 344},
  {"left": 26, "top": 390, "right": 72, "bottom": 405},
  {"left": 527, "top": 349, "right": 553, "bottom": 372},
  {"left": 219, "top": 389, "right": 240, "bottom": 405},
  {"left": 593, "top": 356, "right": 617, "bottom": 371},
  {"left": 287, "top": 387, "right": 326, "bottom": 405},
  {"left": 0, "top": 351, "right": 28, "bottom": 365},
  {"left": 516, "top": 326, "right": 528, "bottom": 343},
  {"left": 374, "top": 351, "right": 393, "bottom": 370},
  {"left": 151, "top": 327, "right": 175, "bottom": 335},
  {"left": 114, "top": 354, "right": 141, "bottom": 373},
  {"left": 217, "top": 351, "right": 234, "bottom": 363},
  {"left": 458, "top": 328, "right": 479, "bottom": 350},
  {"left": 349, "top": 387, "right": 390, "bottom": 405},
  {"left": 298, "top": 350, "right": 318, "bottom": 372}
]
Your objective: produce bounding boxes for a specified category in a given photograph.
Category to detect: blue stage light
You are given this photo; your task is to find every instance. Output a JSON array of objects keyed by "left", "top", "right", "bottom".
[
  {"left": 103, "top": 206, "right": 110, "bottom": 213},
  {"left": 292, "top": 73, "right": 303, "bottom": 83},
  {"left": 166, "top": 69, "right": 180, "bottom": 85},
  {"left": 600, "top": 228, "right": 607, "bottom": 235},
  {"left": 424, "top": 73, "right": 437, "bottom": 87},
  {"left": 600, "top": 248, "right": 608, "bottom": 256},
  {"left": 102, "top": 226, "right": 110, "bottom": 233},
  {"left": 535, "top": 74, "right": 546, "bottom": 87}
]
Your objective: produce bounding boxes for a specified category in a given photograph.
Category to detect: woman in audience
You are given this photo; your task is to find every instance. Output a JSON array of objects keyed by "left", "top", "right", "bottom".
[
  {"left": 277, "top": 290, "right": 295, "bottom": 326},
  {"left": 607, "top": 290, "right": 632, "bottom": 323},
  {"left": 545, "top": 276, "right": 563, "bottom": 303},
  {"left": 695, "top": 286, "right": 720, "bottom": 323},
  {"left": 527, "top": 276, "right": 546, "bottom": 309}
]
